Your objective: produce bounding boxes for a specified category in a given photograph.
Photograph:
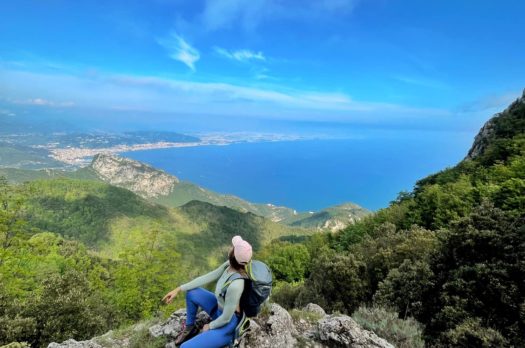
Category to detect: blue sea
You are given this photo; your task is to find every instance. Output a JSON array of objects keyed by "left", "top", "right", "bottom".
[{"left": 123, "top": 130, "right": 474, "bottom": 212}]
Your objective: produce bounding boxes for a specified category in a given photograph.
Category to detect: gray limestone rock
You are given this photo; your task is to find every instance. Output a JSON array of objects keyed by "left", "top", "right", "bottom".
[{"left": 317, "top": 315, "right": 394, "bottom": 348}]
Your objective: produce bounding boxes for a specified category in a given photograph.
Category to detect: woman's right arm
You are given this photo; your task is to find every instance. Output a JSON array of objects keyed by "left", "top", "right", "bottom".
[{"left": 179, "top": 261, "right": 229, "bottom": 292}]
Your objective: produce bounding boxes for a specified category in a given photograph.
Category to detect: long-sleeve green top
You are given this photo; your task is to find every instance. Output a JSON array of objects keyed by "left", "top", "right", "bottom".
[{"left": 179, "top": 261, "right": 245, "bottom": 330}]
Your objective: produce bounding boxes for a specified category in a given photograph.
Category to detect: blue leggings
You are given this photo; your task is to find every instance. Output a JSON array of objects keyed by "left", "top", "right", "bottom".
[{"left": 181, "top": 288, "right": 241, "bottom": 348}]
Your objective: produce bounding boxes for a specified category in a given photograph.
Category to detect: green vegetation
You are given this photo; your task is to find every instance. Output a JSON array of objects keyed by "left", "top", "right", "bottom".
[
  {"left": 0, "top": 145, "right": 61, "bottom": 169},
  {"left": 352, "top": 306, "right": 424, "bottom": 348},
  {"left": 258, "top": 241, "right": 310, "bottom": 283},
  {"left": 0, "top": 166, "right": 100, "bottom": 184},
  {"left": 0, "top": 175, "right": 310, "bottom": 347},
  {"left": 269, "top": 94, "right": 525, "bottom": 347}
]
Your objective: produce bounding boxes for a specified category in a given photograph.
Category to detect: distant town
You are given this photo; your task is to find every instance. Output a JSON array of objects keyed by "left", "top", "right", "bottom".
[
  {"left": 48, "top": 133, "right": 308, "bottom": 166},
  {"left": 0, "top": 130, "right": 313, "bottom": 168}
]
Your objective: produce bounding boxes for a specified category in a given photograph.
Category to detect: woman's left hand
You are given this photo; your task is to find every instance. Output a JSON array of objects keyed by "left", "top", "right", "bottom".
[{"left": 201, "top": 324, "right": 210, "bottom": 332}]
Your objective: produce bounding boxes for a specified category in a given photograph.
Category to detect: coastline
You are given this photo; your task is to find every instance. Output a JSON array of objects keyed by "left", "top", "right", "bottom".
[
  {"left": 49, "top": 141, "right": 210, "bottom": 166},
  {"left": 48, "top": 133, "right": 310, "bottom": 166}
]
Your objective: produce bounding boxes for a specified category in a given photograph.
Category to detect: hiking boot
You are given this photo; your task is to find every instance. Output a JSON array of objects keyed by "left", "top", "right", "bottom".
[{"left": 174, "top": 323, "right": 199, "bottom": 346}]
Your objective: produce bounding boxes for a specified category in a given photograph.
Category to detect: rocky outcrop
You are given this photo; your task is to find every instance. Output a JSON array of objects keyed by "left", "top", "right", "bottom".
[
  {"left": 317, "top": 315, "right": 392, "bottom": 348},
  {"left": 150, "top": 303, "right": 392, "bottom": 348},
  {"left": 148, "top": 308, "right": 212, "bottom": 339},
  {"left": 48, "top": 340, "right": 102, "bottom": 348},
  {"left": 466, "top": 116, "right": 498, "bottom": 160},
  {"left": 238, "top": 303, "right": 298, "bottom": 348},
  {"left": 90, "top": 153, "right": 179, "bottom": 198},
  {"left": 466, "top": 89, "right": 525, "bottom": 160},
  {"left": 48, "top": 303, "right": 393, "bottom": 348}
]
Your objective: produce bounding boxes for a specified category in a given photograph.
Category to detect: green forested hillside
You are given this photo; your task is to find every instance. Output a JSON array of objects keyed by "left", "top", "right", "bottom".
[
  {"left": 265, "top": 92, "right": 525, "bottom": 347},
  {"left": 283, "top": 202, "right": 370, "bottom": 230},
  {"left": 0, "top": 144, "right": 63, "bottom": 169},
  {"left": 0, "top": 177, "right": 310, "bottom": 347},
  {"left": 0, "top": 166, "right": 100, "bottom": 183}
]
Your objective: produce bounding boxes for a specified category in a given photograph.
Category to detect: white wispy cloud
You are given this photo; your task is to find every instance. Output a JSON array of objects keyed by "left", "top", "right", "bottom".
[
  {"left": 0, "top": 66, "right": 451, "bottom": 124},
  {"left": 200, "top": 0, "right": 360, "bottom": 32},
  {"left": 214, "top": 47, "right": 265, "bottom": 62},
  {"left": 14, "top": 98, "right": 74, "bottom": 107},
  {"left": 459, "top": 91, "right": 522, "bottom": 113},
  {"left": 157, "top": 33, "right": 200, "bottom": 71},
  {"left": 392, "top": 75, "right": 449, "bottom": 90}
]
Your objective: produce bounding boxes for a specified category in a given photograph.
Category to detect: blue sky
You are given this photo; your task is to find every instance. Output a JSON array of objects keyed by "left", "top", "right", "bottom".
[{"left": 1, "top": 0, "right": 524, "bottom": 133}]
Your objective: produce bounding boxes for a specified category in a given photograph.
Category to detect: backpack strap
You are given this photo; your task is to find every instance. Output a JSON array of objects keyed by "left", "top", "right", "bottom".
[
  {"left": 230, "top": 312, "right": 250, "bottom": 348},
  {"left": 220, "top": 272, "right": 248, "bottom": 299}
]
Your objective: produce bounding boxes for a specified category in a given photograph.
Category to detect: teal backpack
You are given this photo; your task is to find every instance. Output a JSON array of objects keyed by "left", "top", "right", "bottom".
[{"left": 219, "top": 260, "right": 273, "bottom": 347}]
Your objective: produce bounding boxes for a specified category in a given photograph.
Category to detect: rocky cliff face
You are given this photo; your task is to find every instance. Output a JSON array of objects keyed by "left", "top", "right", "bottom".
[
  {"left": 48, "top": 303, "right": 393, "bottom": 348},
  {"left": 90, "top": 154, "right": 179, "bottom": 198},
  {"left": 466, "top": 89, "right": 525, "bottom": 160}
]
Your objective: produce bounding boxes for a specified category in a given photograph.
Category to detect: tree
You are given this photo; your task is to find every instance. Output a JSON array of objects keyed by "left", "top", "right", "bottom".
[
  {"left": 112, "top": 226, "right": 185, "bottom": 319},
  {"left": 260, "top": 242, "right": 310, "bottom": 283},
  {"left": 350, "top": 223, "right": 438, "bottom": 298},
  {"left": 0, "top": 177, "right": 28, "bottom": 250},
  {"left": 25, "top": 269, "right": 110, "bottom": 347},
  {"left": 297, "top": 250, "right": 367, "bottom": 314},
  {"left": 422, "top": 202, "right": 525, "bottom": 347},
  {"left": 374, "top": 259, "right": 434, "bottom": 319}
]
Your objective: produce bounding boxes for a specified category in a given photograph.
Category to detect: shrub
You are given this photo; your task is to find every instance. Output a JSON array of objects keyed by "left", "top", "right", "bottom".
[
  {"left": 443, "top": 318, "right": 507, "bottom": 348},
  {"left": 271, "top": 282, "right": 304, "bottom": 310},
  {"left": 352, "top": 306, "right": 424, "bottom": 348}
]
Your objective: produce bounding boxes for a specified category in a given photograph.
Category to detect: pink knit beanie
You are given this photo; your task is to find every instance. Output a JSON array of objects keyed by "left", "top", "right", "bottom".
[{"left": 232, "top": 235, "right": 253, "bottom": 264}]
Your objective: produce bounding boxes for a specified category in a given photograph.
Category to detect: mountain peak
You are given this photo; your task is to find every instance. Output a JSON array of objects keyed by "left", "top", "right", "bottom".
[
  {"left": 90, "top": 153, "right": 179, "bottom": 198},
  {"left": 466, "top": 89, "right": 525, "bottom": 160}
]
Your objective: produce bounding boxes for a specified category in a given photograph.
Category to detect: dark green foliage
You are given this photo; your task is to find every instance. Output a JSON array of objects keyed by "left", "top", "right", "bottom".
[
  {"left": 350, "top": 224, "right": 438, "bottom": 299},
  {"left": 297, "top": 249, "right": 367, "bottom": 314},
  {"left": 316, "top": 96, "right": 525, "bottom": 346},
  {"left": 0, "top": 176, "right": 29, "bottom": 249},
  {"left": 178, "top": 200, "right": 309, "bottom": 258},
  {"left": 374, "top": 260, "right": 434, "bottom": 320},
  {"left": 21, "top": 179, "right": 167, "bottom": 246},
  {"left": 25, "top": 270, "right": 112, "bottom": 346},
  {"left": 421, "top": 203, "right": 525, "bottom": 347},
  {"left": 443, "top": 318, "right": 508, "bottom": 348}
]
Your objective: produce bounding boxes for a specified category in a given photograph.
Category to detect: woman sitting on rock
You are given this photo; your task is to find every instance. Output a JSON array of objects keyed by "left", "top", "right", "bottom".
[{"left": 163, "top": 235, "right": 252, "bottom": 348}]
